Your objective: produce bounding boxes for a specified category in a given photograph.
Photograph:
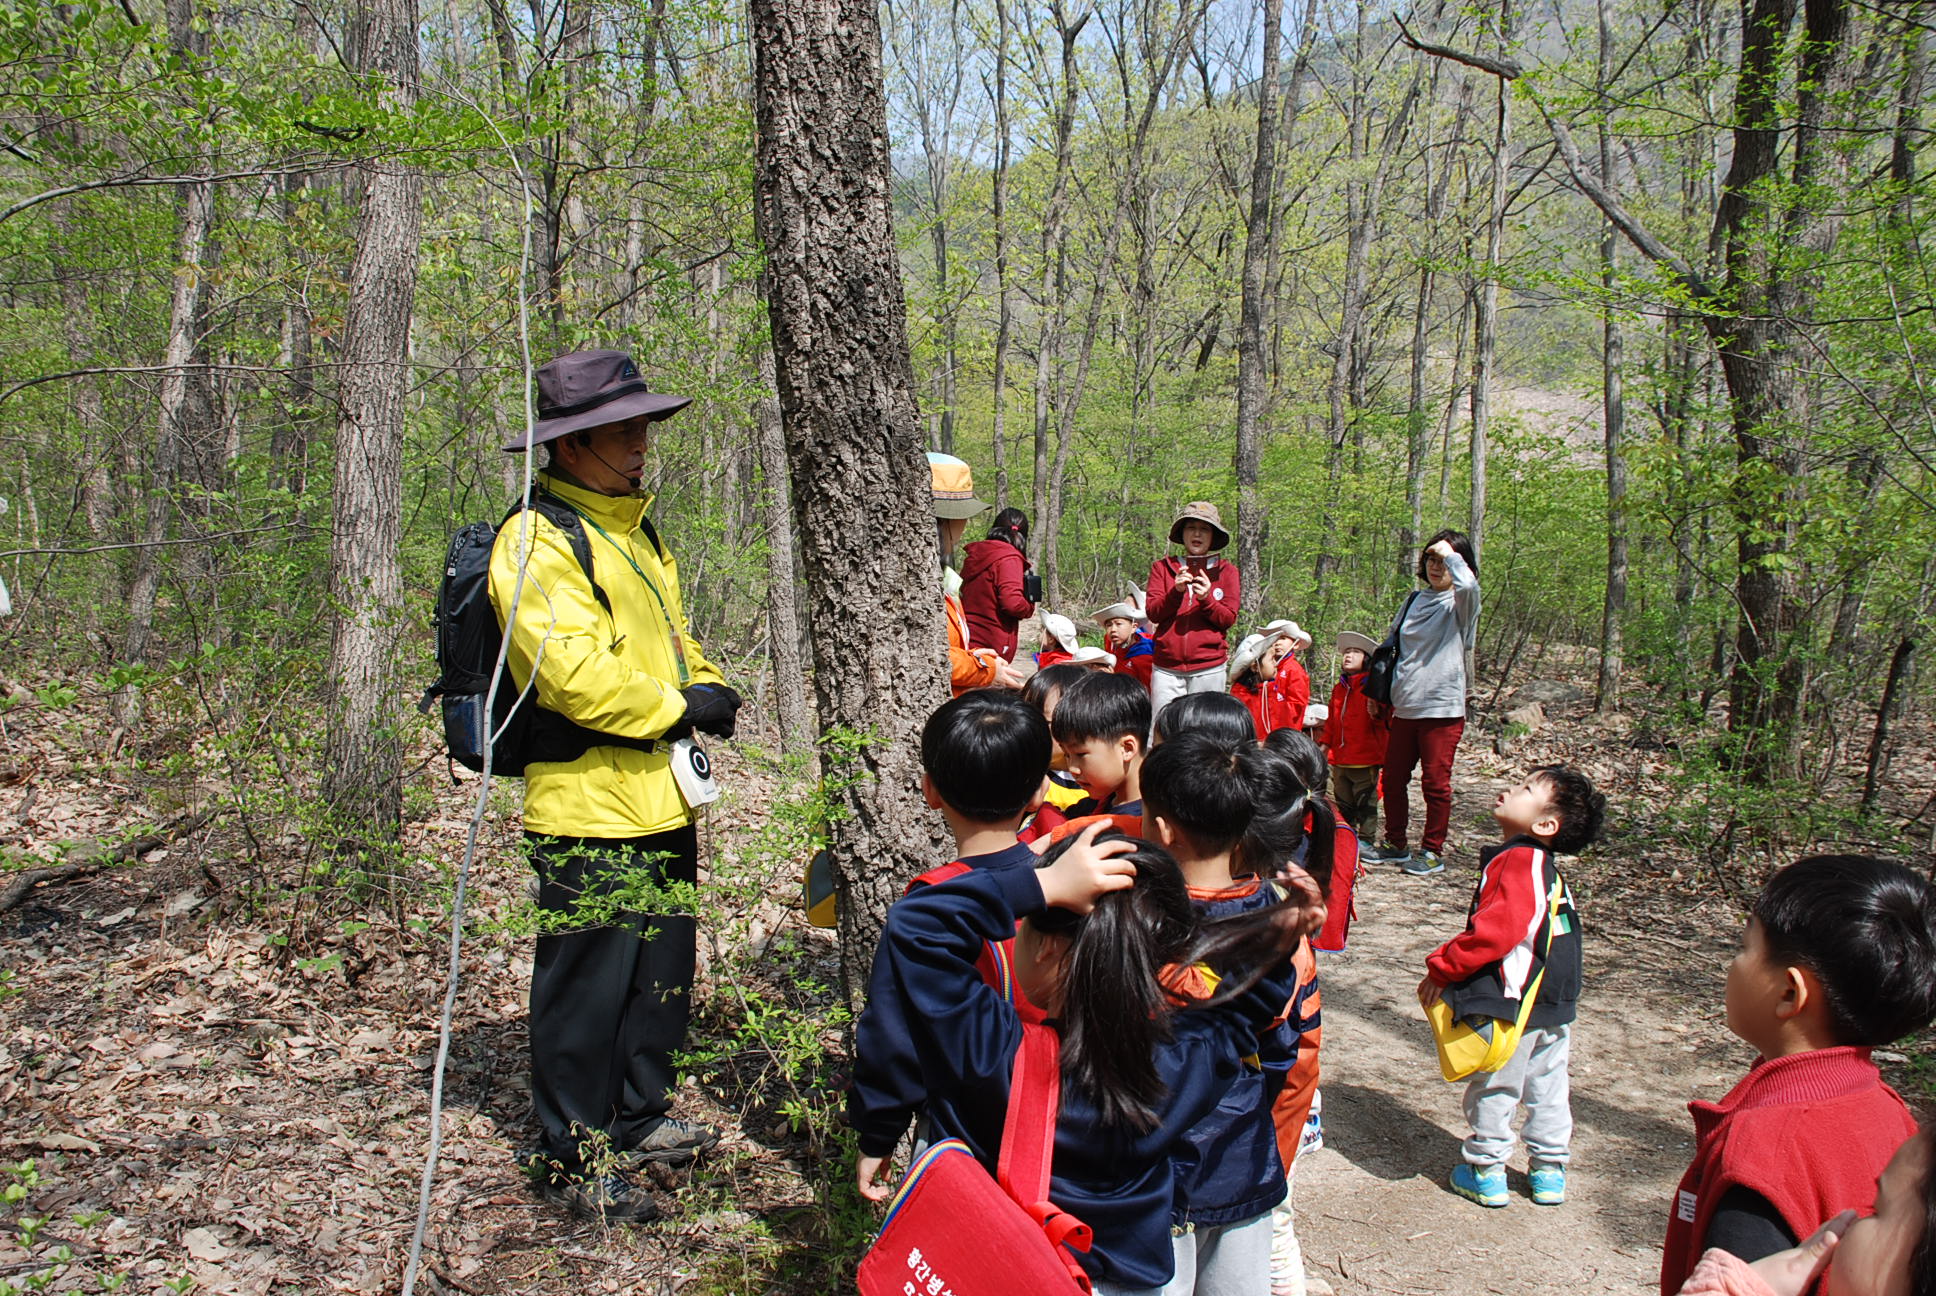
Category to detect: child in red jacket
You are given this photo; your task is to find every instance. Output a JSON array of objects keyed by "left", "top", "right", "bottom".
[
  {"left": 1147, "top": 501, "right": 1241, "bottom": 723},
  {"left": 1420, "top": 766, "right": 1603, "bottom": 1212},
  {"left": 1659, "top": 855, "right": 1936, "bottom": 1294},
  {"left": 1260, "top": 619, "right": 1314, "bottom": 729},
  {"left": 1321, "top": 630, "right": 1388, "bottom": 843},
  {"left": 1096, "top": 596, "right": 1156, "bottom": 692}
]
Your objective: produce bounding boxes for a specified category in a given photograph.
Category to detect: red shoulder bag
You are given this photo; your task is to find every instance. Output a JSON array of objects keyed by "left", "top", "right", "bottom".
[{"left": 856, "top": 1024, "right": 1093, "bottom": 1295}]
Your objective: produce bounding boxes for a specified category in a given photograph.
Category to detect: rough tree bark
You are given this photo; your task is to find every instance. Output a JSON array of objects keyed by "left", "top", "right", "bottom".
[
  {"left": 755, "top": 345, "right": 814, "bottom": 752},
  {"left": 320, "top": 0, "right": 423, "bottom": 841},
  {"left": 750, "top": 0, "right": 951, "bottom": 975}
]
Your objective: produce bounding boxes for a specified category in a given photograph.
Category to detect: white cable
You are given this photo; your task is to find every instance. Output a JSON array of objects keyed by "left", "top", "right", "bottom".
[{"left": 401, "top": 71, "right": 544, "bottom": 1296}]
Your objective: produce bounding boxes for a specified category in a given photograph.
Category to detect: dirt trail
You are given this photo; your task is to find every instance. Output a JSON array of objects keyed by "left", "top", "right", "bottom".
[{"left": 1295, "top": 742, "right": 1755, "bottom": 1296}]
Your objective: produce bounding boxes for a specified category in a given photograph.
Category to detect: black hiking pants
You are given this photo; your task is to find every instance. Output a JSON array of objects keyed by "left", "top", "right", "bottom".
[{"left": 527, "top": 826, "right": 697, "bottom": 1175}]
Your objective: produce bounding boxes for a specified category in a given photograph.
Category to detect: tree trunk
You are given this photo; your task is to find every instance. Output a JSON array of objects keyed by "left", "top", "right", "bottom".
[
  {"left": 1467, "top": 2, "right": 1512, "bottom": 571},
  {"left": 1404, "top": 77, "right": 1471, "bottom": 577},
  {"left": 320, "top": 0, "right": 423, "bottom": 842},
  {"left": 1594, "top": 0, "right": 1626, "bottom": 712},
  {"left": 1030, "top": 3, "right": 1089, "bottom": 608},
  {"left": 756, "top": 346, "right": 814, "bottom": 752},
  {"left": 115, "top": 0, "right": 214, "bottom": 732},
  {"left": 1233, "top": 0, "right": 1283, "bottom": 589},
  {"left": 1706, "top": 0, "right": 1859, "bottom": 779},
  {"left": 989, "top": 0, "right": 1012, "bottom": 508},
  {"left": 750, "top": 0, "right": 951, "bottom": 978}
]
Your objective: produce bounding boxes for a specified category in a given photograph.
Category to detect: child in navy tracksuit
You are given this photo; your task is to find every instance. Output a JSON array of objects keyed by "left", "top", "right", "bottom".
[
  {"left": 847, "top": 689, "right": 1052, "bottom": 1155},
  {"left": 1050, "top": 670, "right": 1152, "bottom": 822},
  {"left": 854, "top": 828, "right": 1319, "bottom": 1291},
  {"left": 1140, "top": 733, "right": 1294, "bottom": 1292}
]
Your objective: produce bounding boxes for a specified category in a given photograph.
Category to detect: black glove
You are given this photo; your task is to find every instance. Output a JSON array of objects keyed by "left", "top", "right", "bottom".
[{"left": 679, "top": 683, "right": 742, "bottom": 739}]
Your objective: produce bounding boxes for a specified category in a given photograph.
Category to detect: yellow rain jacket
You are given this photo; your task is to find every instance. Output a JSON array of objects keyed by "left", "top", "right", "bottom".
[{"left": 487, "top": 472, "right": 724, "bottom": 838}]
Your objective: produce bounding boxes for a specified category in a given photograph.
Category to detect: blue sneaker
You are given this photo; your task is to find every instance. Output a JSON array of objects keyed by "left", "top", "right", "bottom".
[
  {"left": 1401, "top": 849, "right": 1443, "bottom": 876},
  {"left": 1449, "top": 1163, "right": 1508, "bottom": 1208},
  {"left": 1529, "top": 1162, "right": 1566, "bottom": 1206}
]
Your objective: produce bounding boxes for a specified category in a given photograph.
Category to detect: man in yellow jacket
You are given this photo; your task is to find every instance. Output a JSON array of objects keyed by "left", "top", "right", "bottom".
[{"left": 490, "top": 350, "right": 741, "bottom": 1223}]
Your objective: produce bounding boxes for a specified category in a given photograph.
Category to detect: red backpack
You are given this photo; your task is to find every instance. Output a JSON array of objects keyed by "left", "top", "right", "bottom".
[{"left": 856, "top": 1024, "right": 1093, "bottom": 1295}]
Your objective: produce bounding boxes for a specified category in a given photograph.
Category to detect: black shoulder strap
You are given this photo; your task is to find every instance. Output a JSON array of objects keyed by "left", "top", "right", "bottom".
[
  {"left": 637, "top": 512, "right": 666, "bottom": 563},
  {"left": 503, "top": 492, "right": 613, "bottom": 614}
]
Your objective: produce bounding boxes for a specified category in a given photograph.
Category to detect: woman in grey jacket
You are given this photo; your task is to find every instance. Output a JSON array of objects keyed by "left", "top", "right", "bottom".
[{"left": 1373, "top": 530, "right": 1480, "bottom": 875}]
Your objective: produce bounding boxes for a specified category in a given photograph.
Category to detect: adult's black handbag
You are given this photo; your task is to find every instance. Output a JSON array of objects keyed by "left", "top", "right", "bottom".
[{"left": 1363, "top": 591, "right": 1419, "bottom": 707}]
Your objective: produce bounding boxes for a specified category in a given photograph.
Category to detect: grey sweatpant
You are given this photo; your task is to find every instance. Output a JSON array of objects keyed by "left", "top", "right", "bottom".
[
  {"left": 1151, "top": 664, "right": 1227, "bottom": 727},
  {"left": 1090, "top": 1212, "right": 1274, "bottom": 1296},
  {"left": 1461, "top": 1022, "right": 1572, "bottom": 1167}
]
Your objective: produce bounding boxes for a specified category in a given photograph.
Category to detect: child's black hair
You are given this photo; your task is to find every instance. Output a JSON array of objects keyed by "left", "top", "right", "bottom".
[
  {"left": 1528, "top": 764, "right": 1604, "bottom": 854},
  {"left": 1418, "top": 528, "right": 1479, "bottom": 579},
  {"left": 1753, "top": 854, "right": 1936, "bottom": 1047},
  {"left": 987, "top": 506, "right": 1029, "bottom": 550},
  {"left": 1140, "top": 733, "right": 1260, "bottom": 855},
  {"left": 920, "top": 688, "right": 1052, "bottom": 824},
  {"left": 1034, "top": 832, "right": 1304, "bottom": 1132},
  {"left": 1021, "top": 663, "right": 1089, "bottom": 716},
  {"left": 1245, "top": 741, "right": 1336, "bottom": 894},
  {"left": 1266, "top": 728, "right": 1328, "bottom": 795},
  {"left": 1050, "top": 671, "right": 1151, "bottom": 748},
  {"left": 1152, "top": 692, "right": 1255, "bottom": 747}
]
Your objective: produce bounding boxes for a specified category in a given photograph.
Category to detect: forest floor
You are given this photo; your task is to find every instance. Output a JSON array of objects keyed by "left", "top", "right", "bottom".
[{"left": 1, "top": 670, "right": 1932, "bottom": 1295}]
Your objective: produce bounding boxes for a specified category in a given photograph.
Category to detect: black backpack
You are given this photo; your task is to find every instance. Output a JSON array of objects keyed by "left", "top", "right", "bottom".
[{"left": 421, "top": 491, "right": 658, "bottom": 777}]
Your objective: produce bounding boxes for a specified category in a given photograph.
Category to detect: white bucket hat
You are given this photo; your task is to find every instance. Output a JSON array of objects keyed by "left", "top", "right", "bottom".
[
  {"left": 1068, "top": 646, "right": 1116, "bottom": 670},
  {"left": 1261, "top": 619, "right": 1312, "bottom": 650},
  {"left": 1041, "top": 612, "right": 1079, "bottom": 655},
  {"left": 1228, "top": 629, "right": 1288, "bottom": 682}
]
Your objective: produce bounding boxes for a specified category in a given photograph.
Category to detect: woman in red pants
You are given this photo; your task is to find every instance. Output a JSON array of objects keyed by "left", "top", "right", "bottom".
[{"left": 1371, "top": 531, "right": 1480, "bottom": 875}]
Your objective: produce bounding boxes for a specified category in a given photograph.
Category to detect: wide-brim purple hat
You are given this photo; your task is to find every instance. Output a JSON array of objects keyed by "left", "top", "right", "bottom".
[{"left": 500, "top": 349, "right": 693, "bottom": 452}]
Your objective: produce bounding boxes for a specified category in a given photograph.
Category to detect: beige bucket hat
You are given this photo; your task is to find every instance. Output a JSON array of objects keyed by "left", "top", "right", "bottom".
[{"left": 1168, "top": 501, "right": 1230, "bottom": 550}]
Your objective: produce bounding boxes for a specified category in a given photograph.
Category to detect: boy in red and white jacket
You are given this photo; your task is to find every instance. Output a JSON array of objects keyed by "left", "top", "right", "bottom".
[
  {"left": 1657, "top": 855, "right": 1936, "bottom": 1294},
  {"left": 1419, "top": 765, "right": 1604, "bottom": 1211},
  {"left": 1321, "top": 630, "right": 1388, "bottom": 843},
  {"left": 1146, "top": 501, "right": 1241, "bottom": 723}
]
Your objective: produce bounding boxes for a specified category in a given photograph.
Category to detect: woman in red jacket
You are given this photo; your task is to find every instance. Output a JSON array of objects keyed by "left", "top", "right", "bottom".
[
  {"left": 958, "top": 507, "right": 1038, "bottom": 662},
  {"left": 1147, "top": 501, "right": 1241, "bottom": 723}
]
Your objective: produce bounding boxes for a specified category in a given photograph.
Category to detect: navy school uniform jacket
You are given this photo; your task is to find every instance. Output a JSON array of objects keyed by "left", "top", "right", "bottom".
[
  {"left": 861, "top": 865, "right": 1300, "bottom": 1288},
  {"left": 1170, "top": 880, "right": 1293, "bottom": 1228},
  {"left": 848, "top": 840, "right": 1041, "bottom": 1157}
]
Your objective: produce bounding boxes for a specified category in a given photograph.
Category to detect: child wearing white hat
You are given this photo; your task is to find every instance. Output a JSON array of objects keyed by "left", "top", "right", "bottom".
[
  {"left": 1035, "top": 612, "right": 1080, "bottom": 669},
  {"left": 1093, "top": 593, "right": 1155, "bottom": 692}
]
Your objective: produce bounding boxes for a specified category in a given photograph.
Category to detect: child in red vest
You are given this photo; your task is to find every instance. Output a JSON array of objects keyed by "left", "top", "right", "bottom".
[
  {"left": 1321, "top": 630, "right": 1388, "bottom": 844},
  {"left": 1147, "top": 502, "right": 1241, "bottom": 722},
  {"left": 1659, "top": 856, "right": 1936, "bottom": 1294},
  {"left": 848, "top": 690, "right": 1053, "bottom": 1156}
]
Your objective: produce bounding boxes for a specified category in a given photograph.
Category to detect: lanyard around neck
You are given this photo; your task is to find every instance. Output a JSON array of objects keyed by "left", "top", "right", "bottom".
[{"left": 565, "top": 503, "right": 691, "bottom": 687}]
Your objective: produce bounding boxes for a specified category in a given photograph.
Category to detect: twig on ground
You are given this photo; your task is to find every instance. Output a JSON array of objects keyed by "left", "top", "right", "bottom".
[{"left": 0, "top": 807, "right": 218, "bottom": 912}]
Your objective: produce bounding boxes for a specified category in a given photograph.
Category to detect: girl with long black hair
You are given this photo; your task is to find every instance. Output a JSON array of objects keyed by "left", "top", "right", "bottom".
[{"left": 852, "top": 824, "right": 1320, "bottom": 1292}]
